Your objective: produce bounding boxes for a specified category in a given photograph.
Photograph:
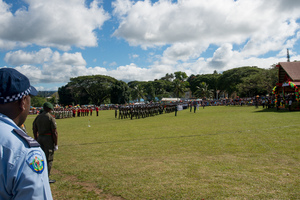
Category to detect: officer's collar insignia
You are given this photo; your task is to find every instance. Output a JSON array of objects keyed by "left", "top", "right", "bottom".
[{"left": 26, "top": 150, "right": 44, "bottom": 174}]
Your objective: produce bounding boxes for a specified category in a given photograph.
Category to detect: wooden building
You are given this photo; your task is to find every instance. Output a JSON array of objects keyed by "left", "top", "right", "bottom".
[{"left": 272, "top": 62, "right": 300, "bottom": 109}]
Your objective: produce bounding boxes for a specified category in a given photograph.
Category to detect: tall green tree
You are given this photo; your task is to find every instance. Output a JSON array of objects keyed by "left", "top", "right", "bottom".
[
  {"left": 31, "top": 96, "right": 46, "bottom": 107},
  {"left": 171, "top": 71, "right": 189, "bottom": 98},
  {"left": 144, "top": 82, "right": 156, "bottom": 102},
  {"left": 134, "top": 84, "right": 145, "bottom": 102},
  {"left": 188, "top": 72, "right": 220, "bottom": 98},
  {"left": 58, "top": 85, "right": 74, "bottom": 105},
  {"left": 174, "top": 71, "right": 188, "bottom": 81},
  {"left": 172, "top": 79, "right": 188, "bottom": 98},
  {"left": 194, "top": 82, "right": 214, "bottom": 99},
  {"left": 128, "top": 82, "right": 146, "bottom": 102},
  {"left": 160, "top": 73, "right": 174, "bottom": 82},
  {"left": 152, "top": 79, "right": 171, "bottom": 99},
  {"left": 57, "top": 66, "right": 278, "bottom": 105},
  {"left": 217, "top": 66, "right": 262, "bottom": 96},
  {"left": 60, "top": 75, "right": 117, "bottom": 105},
  {"left": 111, "top": 80, "right": 130, "bottom": 104},
  {"left": 236, "top": 67, "right": 278, "bottom": 97}
]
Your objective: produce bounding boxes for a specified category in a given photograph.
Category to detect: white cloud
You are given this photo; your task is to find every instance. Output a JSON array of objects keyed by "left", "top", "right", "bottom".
[
  {"left": 112, "top": 0, "right": 300, "bottom": 66},
  {"left": 0, "top": 40, "right": 17, "bottom": 50},
  {"left": 5, "top": 49, "right": 89, "bottom": 84},
  {"left": 208, "top": 43, "right": 233, "bottom": 70},
  {"left": 112, "top": 0, "right": 133, "bottom": 18},
  {"left": 5, "top": 49, "right": 290, "bottom": 92},
  {"left": 107, "top": 63, "right": 174, "bottom": 82},
  {"left": 16, "top": 61, "right": 174, "bottom": 88},
  {"left": 34, "top": 86, "right": 57, "bottom": 91},
  {"left": 1, "top": 0, "right": 300, "bottom": 91},
  {"left": 0, "top": 0, "right": 110, "bottom": 50},
  {"left": 108, "top": 63, "right": 151, "bottom": 81},
  {"left": 4, "top": 48, "right": 86, "bottom": 66},
  {"left": 52, "top": 52, "right": 87, "bottom": 66},
  {"left": 112, "top": 0, "right": 253, "bottom": 47},
  {"left": 4, "top": 48, "right": 52, "bottom": 65},
  {"left": 162, "top": 42, "right": 208, "bottom": 64},
  {"left": 109, "top": 61, "right": 117, "bottom": 66},
  {"left": 15, "top": 63, "right": 109, "bottom": 85},
  {"left": 130, "top": 54, "right": 139, "bottom": 59}
]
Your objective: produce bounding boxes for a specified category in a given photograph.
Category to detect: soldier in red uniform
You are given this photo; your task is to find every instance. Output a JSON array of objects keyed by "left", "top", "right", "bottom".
[
  {"left": 85, "top": 108, "right": 89, "bottom": 116},
  {"left": 81, "top": 108, "right": 84, "bottom": 117},
  {"left": 72, "top": 108, "right": 76, "bottom": 118},
  {"left": 96, "top": 106, "right": 99, "bottom": 116}
]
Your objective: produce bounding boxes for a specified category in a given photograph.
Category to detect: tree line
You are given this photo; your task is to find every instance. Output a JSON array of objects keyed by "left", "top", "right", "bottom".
[{"left": 55, "top": 66, "right": 277, "bottom": 106}]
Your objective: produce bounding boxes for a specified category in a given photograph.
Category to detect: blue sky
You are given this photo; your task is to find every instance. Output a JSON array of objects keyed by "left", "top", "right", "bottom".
[{"left": 1, "top": 0, "right": 300, "bottom": 91}]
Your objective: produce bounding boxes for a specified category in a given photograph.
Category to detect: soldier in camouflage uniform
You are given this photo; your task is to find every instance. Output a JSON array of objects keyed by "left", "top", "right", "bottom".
[{"left": 115, "top": 106, "right": 118, "bottom": 118}]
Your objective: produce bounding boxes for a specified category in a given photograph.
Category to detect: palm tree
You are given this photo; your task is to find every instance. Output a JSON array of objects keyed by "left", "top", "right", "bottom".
[
  {"left": 134, "top": 84, "right": 145, "bottom": 102},
  {"left": 195, "top": 82, "right": 214, "bottom": 99},
  {"left": 173, "top": 79, "right": 186, "bottom": 98}
]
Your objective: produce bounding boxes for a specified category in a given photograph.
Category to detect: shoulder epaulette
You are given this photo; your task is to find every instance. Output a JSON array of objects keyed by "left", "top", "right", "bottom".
[{"left": 13, "top": 129, "right": 40, "bottom": 147}]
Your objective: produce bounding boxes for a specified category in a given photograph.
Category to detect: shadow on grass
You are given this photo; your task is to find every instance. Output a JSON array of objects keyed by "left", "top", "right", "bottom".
[{"left": 254, "top": 107, "right": 297, "bottom": 113}]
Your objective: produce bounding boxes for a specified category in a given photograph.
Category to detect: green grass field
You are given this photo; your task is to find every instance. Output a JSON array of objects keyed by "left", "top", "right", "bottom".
[{"left": 24, "top": 106, "right": 300, "bottom": 200}]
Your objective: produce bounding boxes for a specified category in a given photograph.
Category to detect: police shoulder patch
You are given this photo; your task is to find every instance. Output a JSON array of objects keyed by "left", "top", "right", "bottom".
[
  {"left": 26, "top": 150, "right": 45, "bottom": 174},
  {"left": 13, "top": 129, "right": 40, "bottom": 147}
]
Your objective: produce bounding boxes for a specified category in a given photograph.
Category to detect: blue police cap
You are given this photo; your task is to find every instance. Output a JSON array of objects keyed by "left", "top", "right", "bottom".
[{"left": 0, "top": 68, "right": 38, "bottom": 104}]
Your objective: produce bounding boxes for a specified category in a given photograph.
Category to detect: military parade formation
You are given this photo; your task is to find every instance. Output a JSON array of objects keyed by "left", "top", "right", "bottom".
[
  {"left": 31, "top": 102, "right": 182, "bottom": 120},
  {"left": 116, "top": 103, "right": 179, "bottom": 120},
  {"left": 31, "top": 96, "right": 280, "bottom": 121}
]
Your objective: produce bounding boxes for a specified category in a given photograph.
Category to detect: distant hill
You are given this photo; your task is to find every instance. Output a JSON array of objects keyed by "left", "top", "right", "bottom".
[{"left": 37, "top": 91, "right": 57, "bottom": 97}]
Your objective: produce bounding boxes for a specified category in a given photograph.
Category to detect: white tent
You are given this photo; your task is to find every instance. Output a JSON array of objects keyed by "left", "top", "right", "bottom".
[{"left": 161, "top": 98, "right": 181, "bottom": 102}]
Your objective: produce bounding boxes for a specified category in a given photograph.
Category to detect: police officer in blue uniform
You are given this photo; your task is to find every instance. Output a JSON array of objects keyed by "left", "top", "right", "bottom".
[{"left": 0, "top": 68, "right": 53, "bottom": 199}]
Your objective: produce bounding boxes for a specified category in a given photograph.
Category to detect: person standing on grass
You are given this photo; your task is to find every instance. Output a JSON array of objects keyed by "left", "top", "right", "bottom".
[
  {"left": 289, "top": 99, "right": 292, "bottom": 111},
  {"left": 96, "top": 106, "right": 99, "bottom": 116},
  {"left": 33, "top": 102, "right": 58, "bottom": 184},
  {"left": 193, "top": 100, "right": 198, "bottom": 113},
  {"left": 81, "top": 107, "right": 84, "bottom": 117},
  {"left": 90, "top": 107, "right": 93, "bottom": 116},
  {"left": 262, "top": 99, "right": 265, "bottom": 108},
  {"left": 0, "top": 68, "right": 53, "bottom": 199},
  {"left": 72, "top": 108, "right": 76, "bottom": 118}
]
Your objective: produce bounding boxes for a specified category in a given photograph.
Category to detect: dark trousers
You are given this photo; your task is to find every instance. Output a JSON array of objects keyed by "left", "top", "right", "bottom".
[{"left": 37, "top": 135, "right": 54, "bottom": 176}]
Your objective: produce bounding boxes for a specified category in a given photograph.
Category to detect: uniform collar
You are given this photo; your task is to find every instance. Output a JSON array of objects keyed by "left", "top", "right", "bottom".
[{"left": 0, "top": 113, "right": 20, "bottom": 130}]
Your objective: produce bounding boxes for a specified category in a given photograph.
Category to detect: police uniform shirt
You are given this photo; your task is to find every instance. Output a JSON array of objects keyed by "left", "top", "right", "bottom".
[{"left": 0, "top": 113, "right": 53, "bottom": 199}]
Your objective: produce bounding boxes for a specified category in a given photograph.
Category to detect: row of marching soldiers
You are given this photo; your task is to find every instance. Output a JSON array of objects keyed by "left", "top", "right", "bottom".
[
  {"left": 116, "top": 103, "right": 178, "bottom": 120},
  {"left": 53, "top": 108, "right": 73, "bottom": 119},
  {"left": 52, "top": 107, "right": 99, "bottom": 119}
]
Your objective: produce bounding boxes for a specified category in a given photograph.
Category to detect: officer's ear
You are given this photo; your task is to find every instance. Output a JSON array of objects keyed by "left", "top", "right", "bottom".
[{"left": 18, "top": 95, "right": 29, "bottom": 111}]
